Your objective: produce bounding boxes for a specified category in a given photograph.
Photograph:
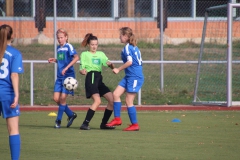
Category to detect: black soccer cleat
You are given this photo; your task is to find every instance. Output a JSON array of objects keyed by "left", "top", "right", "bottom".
[
  {"left": 80, "top": 124, "right": 90, "bottom": 130},
  {"left": 100, "top": 123, "right": 116, "bottom": 130},
  {"left": 67, "top": 112, "right": 77, "bottom": 128}
]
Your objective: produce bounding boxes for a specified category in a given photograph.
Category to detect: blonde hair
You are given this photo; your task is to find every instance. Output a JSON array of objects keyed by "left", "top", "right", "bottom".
[
  {"left": 0, "top": 24, "right": 13, "bottom": 63},
  {"left": 56, "top": 28, "right": 69, "bottom": 43},
  {"left": 119, "top": 27, "right": 137, "bottom": 46},
  {"left": 81, "top": 33, "right": 98, "bottom": 47}
]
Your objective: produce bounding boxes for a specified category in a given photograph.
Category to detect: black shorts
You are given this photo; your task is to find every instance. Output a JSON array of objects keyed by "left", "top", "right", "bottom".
[{"left": 85, "top": 71, "right": 111, "bottom": 98}]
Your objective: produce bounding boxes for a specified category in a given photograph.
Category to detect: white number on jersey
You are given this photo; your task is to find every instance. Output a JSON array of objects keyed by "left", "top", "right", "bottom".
[
  {"left": 0, "top": 58, "right": 9, "bottom": 79},
  {"left": 134, "top": 51, "right": 142, "bottom": 65}
]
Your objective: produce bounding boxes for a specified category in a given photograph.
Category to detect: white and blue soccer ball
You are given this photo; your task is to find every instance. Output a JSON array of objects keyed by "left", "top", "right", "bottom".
[{"left": 63, "top": 77, "right": 78, "bottom": 91}]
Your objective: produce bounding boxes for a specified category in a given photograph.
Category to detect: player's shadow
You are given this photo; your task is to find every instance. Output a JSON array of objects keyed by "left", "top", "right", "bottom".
[
  {"left": 20, "top": 124, "right": 83, "bottom": 130},
  {"left": 20, "top": 124, "right": 57, "bottom": 129}
]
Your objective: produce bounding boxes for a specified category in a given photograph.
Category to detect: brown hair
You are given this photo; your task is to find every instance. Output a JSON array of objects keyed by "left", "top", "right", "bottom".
[
  {"left": 81, "top": 33, "right": 98, "bottom": 47},
  {"left": 119, "top": 27, "right": 137, "bottom": 46},
  {"left": 0, "top": 24, "right": 13, "bottom": 63},
  {"left": 56, "top": 28, "right": 69, "bottom": 43}
]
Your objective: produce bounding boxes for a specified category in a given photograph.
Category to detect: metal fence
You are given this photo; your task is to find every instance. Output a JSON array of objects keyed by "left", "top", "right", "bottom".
[
  {"left": 17, "top": 40, "right": 204, "bottom": 106},
  {"left": 22, "top": 60, "right": 200, "bottom": 106},
  {"left": 0, "top": 0, "right": 234, "bottom": 18},
  {"left": 1, "top": 0, "right": 240, "bottom": 106}
]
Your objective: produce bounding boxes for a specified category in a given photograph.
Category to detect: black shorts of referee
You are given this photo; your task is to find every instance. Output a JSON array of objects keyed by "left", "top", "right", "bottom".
[{"left": 85, "top": 71, "right": 111, "bottom": 99}]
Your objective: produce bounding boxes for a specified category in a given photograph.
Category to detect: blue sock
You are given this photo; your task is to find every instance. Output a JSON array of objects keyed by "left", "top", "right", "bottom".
[
  {"left": 128, "top": 106, "right": 138, "bottom": 124},
  {"left": 64, "top": 104, "right": 73, "bottom": 117},
  {"left": 113, "top": 102, "right": 122, "bottom": 117},
  {"left": 56, "top": 104, "right": 65, "bottom": 121},
  {"left": 9, "top": 134, "right": 21, "bottom": 160}
]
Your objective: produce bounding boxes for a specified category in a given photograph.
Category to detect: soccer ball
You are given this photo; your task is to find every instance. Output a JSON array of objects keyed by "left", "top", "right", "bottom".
[{"left": 63, "top": 77, "right": 78, "bottom": 91}]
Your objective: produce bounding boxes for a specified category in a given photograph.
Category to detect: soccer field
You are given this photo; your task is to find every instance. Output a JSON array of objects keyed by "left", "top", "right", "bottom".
[{"left": 1, "top": 110, "right": 240, "bottom": 160}]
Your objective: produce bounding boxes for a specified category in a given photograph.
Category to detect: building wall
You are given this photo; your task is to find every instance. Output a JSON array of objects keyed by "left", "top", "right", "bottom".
[{"left": 1, "top": 20, "right": 240, "bottom": 45}]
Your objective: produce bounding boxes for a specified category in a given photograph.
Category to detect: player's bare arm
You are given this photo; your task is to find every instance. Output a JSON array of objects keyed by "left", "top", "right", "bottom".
[
  {"left": 10, "top": 73, "right": 19, "bottom": 108},
  {"left": 48, "top": 58, "right": 57, "bottom": 63},
  {"left": 79, "top": 69, "right": 87, "bottom": 75},
  {"left": 62, "top": 54, "right": 79, "bottom": 75},
  {"left": 113, "top": 61, "right": 132, "bottom": 74},
  {"left": 107, "top": 61, "right": 114, "bottom": 69}
]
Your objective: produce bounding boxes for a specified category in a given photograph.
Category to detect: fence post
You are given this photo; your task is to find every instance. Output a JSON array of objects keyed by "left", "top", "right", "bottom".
[
  {"left": 30, "top": 62, "right": 34, "bottom": 106},
  {"left": 138, "top": 89, "right": 142, "bottom": 105}
]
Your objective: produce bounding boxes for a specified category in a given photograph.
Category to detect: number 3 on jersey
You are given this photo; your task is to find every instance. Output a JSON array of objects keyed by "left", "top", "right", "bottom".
[{"left": 0, "top": 58, "right": 9, "bottom": 79}]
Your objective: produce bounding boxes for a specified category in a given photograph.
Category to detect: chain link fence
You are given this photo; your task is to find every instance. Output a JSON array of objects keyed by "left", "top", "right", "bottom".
[
  {"left": 1, "top": 0, "right": 239, "bottom": 106},
  {"left": 0, "top": 0, "right": 232, "bottom": 17}
]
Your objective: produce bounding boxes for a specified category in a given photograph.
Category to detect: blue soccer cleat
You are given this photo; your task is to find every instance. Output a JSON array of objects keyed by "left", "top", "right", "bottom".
[
  {"left": 54, "top": 120, "right": 61, "bottom": 129},
  {"left": 67, "top": 112, "right": 77, "bottom": 128}
]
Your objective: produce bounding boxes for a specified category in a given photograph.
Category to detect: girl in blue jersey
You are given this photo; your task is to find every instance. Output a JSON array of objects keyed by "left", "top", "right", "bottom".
[
  {"left": 48, "top": 28, "right": 79, "bottom": 128},
  {"left": 0, "top": 24, "right": 24, "bottom": 160},
  {"left": 106, "top": 27, "right": 144, "bottom": 131},
  {"left": 79, "top": 33, "right": 115, "bottom": 130}
]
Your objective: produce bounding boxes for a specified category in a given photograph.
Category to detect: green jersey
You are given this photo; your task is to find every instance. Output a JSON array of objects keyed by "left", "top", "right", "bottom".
[{"left": 79, "top": 51, "right": 109, "bottom": 72}]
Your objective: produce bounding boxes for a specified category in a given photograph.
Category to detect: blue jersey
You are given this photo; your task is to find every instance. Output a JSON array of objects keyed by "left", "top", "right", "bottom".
[
  {"left": 56, "top": 43, "right": 77, "bottom": 79},
  {"left": 0, "top": 45, "right": 24, "bottom": 100},
  {"left": 121, "top": 43, "right": 144, "bottom": 79}
]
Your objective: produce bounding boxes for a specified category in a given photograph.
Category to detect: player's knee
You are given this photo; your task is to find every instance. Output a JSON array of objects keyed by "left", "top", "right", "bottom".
[
  {"left": 95, "top": 98, "right": 101, "bottom": 105},
  {"left": 7, "top": 120, "right": 19, "bottom": 135},
  {"left": 59, "top": 98, "right": 66, "bottom": 104},
  {"left": 109, "top": 98, "right": 114, "bottom": 106},
  {"left": 53, "top": 97, "right": 59, "bottom": 103},
  {"left": 125, "top": 98, "right": 133, "bottom": 107},
  {"left": 105, "top": 93, "right": 114, "bottom": 104},
  {"left": 108, "top": 96, "right": 114, "bottom": 106},
  {"left": 113, "top": 91, "right": 120, "bottom": 100}
]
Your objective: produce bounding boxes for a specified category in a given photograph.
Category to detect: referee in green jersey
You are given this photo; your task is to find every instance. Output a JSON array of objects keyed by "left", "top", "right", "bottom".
[{"left": 79, "top": 33, "right": 115, "bottom": 130}]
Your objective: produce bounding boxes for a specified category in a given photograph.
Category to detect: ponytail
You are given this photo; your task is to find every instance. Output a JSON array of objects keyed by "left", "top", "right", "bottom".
[
  {"left": 119, "top": 27, "right": 137, "bottom": 46},
  {"left": 129, "top": 33, "right": 137, "bottom": 46},
  {"left": 81, "top": 33, "right": 98, "bottom": 47},
  {"left": 0, "top": 24, "right": 13, "bottom": 63}
]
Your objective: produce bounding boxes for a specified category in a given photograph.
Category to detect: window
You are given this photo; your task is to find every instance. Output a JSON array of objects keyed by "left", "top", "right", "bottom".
[
  {"left": 167, "top": 0, "right": 192, "bottom": 17},
  {"left": 45, "top": 0, "right": 74, "bottom": 17},
  {"left": 196, "top": 0, "right": 227, "bottom": 17},
  {"left": 14, "top": 0, "right": 32, "bottom": 17},
  {"left": 78, "top": 0, "right": 112, "bottom": 17},
  {"left": 0, "top": 0, "right": 32, "bottom": 17},
  {"left": 119, "top": 0, "right": 152, "bottom": 17}
]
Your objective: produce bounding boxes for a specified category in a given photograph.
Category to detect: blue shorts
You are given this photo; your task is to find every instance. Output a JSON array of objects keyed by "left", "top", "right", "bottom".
[
  {"left": 54, "top": 78, "right": 74, "bottom": 95},
  {"left": 0, "top": 100, "right": 20, "bottom": 118},
  {"left": 119, "top": 77, "right": 144, "bottom": 93}
]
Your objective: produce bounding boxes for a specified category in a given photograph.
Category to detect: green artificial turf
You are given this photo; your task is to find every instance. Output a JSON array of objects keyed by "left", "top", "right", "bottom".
[{"left": 1, "top": 110, "right": 240, "bottom": 160}]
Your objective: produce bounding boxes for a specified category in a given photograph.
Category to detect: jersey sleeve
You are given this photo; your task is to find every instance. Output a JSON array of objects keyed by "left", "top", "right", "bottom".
[
  {"left": 79, "top": 52, "right": 86, "bottom": 70},
  {"left": 68, "top": 44, "right": 77, "bottom": 56},
  {"left": 12, "top": 52, "right": 24, "bottom": 74},
  {"left": 124, "top": 44, "right": 133, "bottom": 62},
  {"left": 101, "top": 52, "right": 109, "bottom": 67}
]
